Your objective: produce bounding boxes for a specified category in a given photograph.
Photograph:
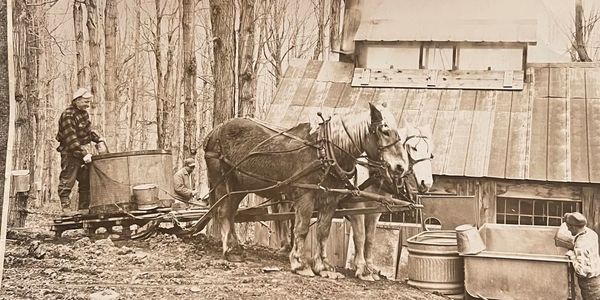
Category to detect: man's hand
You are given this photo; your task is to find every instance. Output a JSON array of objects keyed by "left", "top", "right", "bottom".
[{"left": 83, "top": 154, "right": 93, "bottom": 164}]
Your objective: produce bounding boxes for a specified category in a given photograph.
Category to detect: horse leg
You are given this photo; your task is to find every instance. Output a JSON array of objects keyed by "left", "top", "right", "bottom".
[
  {"left": 289, "top": 192, "right": 315, "bottom": 277},
  {"left": 214, "top": 185, "right": 246, "bottom": 262},
  {"left": 272, "top": 196, "right": 292, "bottom": 254},
  {"left": 348, "top": 212, "right": 371, "bottom": 281},
  {"left": 312, "top": 195, "right": 345, "bottom": 279},
  {"left": 364, "top": 212, "right": 382, "bottom": 281}
]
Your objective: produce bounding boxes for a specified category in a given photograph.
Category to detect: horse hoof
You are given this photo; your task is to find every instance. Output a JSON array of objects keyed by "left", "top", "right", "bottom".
[
  {"left": 321, "top": 271, "right": 345, "bottom": 279},
  {"left": 370, "top": 273, "right": 381, "bottom": 281},
  {"left": 358, "top": 273, "right": 375, "bottom": 281},
  {"left": 294, "top": 267, "right": 315, "bottom": 277}
]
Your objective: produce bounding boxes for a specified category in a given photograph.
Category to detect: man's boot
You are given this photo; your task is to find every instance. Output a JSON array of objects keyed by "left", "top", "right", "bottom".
[
  {"left": 60, "top": 197, "right": 76, "bottom": 217},
  {"left": 77, "top": 192, "right": 90, "bottom": 215}
]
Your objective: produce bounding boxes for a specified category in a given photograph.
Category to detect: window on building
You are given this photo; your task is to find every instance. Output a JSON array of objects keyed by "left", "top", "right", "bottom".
[{"left": 496, "top": 197, "right": 581, "bottom": 226}]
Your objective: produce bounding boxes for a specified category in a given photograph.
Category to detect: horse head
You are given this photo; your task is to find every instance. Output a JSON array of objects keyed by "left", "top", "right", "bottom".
[
  {"left": 362, "top": 103, "right": 410, "bottom": 181},
  {"left": 399, "top": 122, "right": 434, "bottom": 193}
]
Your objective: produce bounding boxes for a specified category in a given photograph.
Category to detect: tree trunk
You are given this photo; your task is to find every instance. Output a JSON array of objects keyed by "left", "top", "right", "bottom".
[
  {"left": 87, "top": 0, "right": 102, "bottom": 128},
  {"left": 154, "top": 0, "right": 167, "bottom": 149},
  {"left": 330, "top": 0, "right": 341, "bottom": 53},
  {"left": 210, "top": 0, "right": 236, "bottom": 126},
  {"left": 182, "top": 0, "right": 197, "bottom": 157},
  {"left": 575, "top": 0, "right": 593, "bottom": 62},
  {"left": 127, "top": 0, "right": 141, "bottom": 150},
  {"left": 73, "top": 1, "right": 86, "bottom": 86},
  {"left": 238, "top": 0, "right": 256, "bottom": 118},
  {"left": 104, "top": 0, "right": 118, "bottom": 150},
  {"left": 312, "top": 0, "right": 325, "bottom": 60}
]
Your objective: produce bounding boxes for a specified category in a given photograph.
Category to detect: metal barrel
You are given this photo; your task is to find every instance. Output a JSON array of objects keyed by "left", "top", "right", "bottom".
[
  {"left": 407, "top": 230, "right": 464, "bottom": 298},
  {"left": 89, "top": 150, "right": 175, "bottom": 214}
]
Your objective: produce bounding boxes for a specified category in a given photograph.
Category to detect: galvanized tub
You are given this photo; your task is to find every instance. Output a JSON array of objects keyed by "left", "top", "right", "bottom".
[
  {"left": 407, "top": 230, "right": 464, "bottom": 298},
  {"left": 89, "top": 150, "right": 175, "bottom": 214},
  {"left": 461, "top": 223, "right": 572, "bottom": 300}
]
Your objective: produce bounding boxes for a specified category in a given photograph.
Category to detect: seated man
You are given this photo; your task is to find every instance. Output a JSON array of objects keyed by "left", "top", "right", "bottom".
[
  {"left": 563, "top": 212, "right": 600, "bottom": 300},
  {"left": 174, "top": 158, "right": 208, "bottom": 207}
]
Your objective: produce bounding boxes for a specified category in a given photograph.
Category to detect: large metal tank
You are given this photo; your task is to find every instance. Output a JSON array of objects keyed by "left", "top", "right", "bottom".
[
  {"left": 89, "top": 150, "right": 175, "bottom": 214},
  {"left": 407, "top": 230, "right": 464, "bottom": 299}
]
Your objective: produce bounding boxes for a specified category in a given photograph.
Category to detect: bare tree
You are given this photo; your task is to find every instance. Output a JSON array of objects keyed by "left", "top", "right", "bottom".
[
  {"left": 210, "top": 0, "right": 235, "bottom": 126},
  {"left": 311, "top": 0, "right": 325, "bottom": 60},
  {"left": 104, "top": 0, "right": 119, "bottom": 149},
  {"left": 575, "top": 0, "right": 593, "bottom": 62},
  {"left": 182, "top": 0, "right": 197, "bottom": 157},
  {"left": 73, "top": 0, "right": 86, "bottom": 86},
  {"left": 87, "top": 0, "right": 102, "bottom": 127},
  {"left": 330, "top": 0, "right": 341, "bottom": 53},
  {"left": 127, "top": 0, "right": 142, "bottom": 150},
  {"left": 237, "top": 0, "right": 257, "bottom": 117}
]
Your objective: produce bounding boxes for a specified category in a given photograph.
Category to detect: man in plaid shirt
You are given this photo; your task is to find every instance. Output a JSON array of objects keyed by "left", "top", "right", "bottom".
[{"left": 56, "top": 87, "right": 103, "bottom": 216}]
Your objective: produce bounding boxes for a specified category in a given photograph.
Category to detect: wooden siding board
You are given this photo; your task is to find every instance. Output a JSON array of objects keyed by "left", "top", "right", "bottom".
[
  {"left": 570, "top": 68, "right": 586, "bottom": 99},
  {"left": 548, "top": 98, "right": 569, "bottom": 181},
  {"left": 303, "top": 60, "right": 324, "bottom": 79},
  {"left": 549, "top": 67, "right": 567, "bottom": 98},
  {"left": 304, "top": 81, "right": 329, "bottom": 107},
  {"left": 586, "top": 69, "right": 600, "bottom": 99},
  {"left": 280, "top": 106, "right": 305, "bottom": 128},
  {"left": 373, "top": 88, "right": 409, "bottom": 124},
  {"left": 400, "top": 89, "right": 425, "bottom": 124},
  {"left": 465, "top": 91, "right": 495, "bottom": 177},
  {"left": 284, "top": 59, "right": 310, "bottom": 78},
  {"left": 322, "top": 82, "right": 346, "bottom": 108},
  {"left": 445, "top": 91, "right": 476, "bottom": 175},
  {"left": 316, "top": 61, "right": 354, "bottom": 83},
  {"left": 529, "top": 97, "right": 549, "bottom": 181},
  {"left": 354, "top": 88, "right": 376, "bottom": 111},
  {"left": 588, "top": 98, "right": 600, "bottom": 182},
  {"left": 505, "top": 87, "right": 531, "bottom": 179},
  {"left": 534, "top": 67, "right": 549, "bottom": 98},
  {"left": 290, "top": 79, "right": 316, "bottom": 106},
  {"left": 266, "top": 78, "right": 302, "bottom": 124},
  {"left": 570, "top": 98, "right": 590, "bottom": 182},
  {"left": 433, "top": 90, "right": 460, "bottom": 174},
  {"left": 487, "top": 92, "right": 513, "bottom": 178},
  {"left": 333, "top": 84, "right": 361, "bottom": 115},
  {"left": 417, "top": 90, "right": 442, "bottom": 127},
  {"left": 547, "top": 98, "right": 569, "bottom": 181}
]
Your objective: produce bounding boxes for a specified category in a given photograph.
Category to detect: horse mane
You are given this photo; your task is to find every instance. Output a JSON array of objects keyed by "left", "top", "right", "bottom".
[{"left": 328, "top": 104, "right": 399, "bottom": 156}]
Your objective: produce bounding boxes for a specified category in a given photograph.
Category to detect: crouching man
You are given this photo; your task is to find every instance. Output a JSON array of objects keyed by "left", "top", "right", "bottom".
[
  {"left": 56, "top": 88, "right": 104, "bottom": 216},
  {"left": 174, "top": 158, "right": 208, "bottom": 207},
  {"left": 563, "top": 212, "right": 600, "bottom": 300}
]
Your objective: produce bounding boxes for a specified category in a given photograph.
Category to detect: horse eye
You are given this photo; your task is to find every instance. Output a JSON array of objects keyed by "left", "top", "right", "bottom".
[{"left": 411, "top": 146, "right": 417, "bottom": 151}]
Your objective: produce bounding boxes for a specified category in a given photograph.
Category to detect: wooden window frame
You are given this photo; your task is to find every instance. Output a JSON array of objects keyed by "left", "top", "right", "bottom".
[{"left": 496, "top": 196, "right": 582, "bottom": 227}]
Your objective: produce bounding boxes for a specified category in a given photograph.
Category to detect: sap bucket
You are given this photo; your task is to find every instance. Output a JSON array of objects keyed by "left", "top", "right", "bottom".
[
  {"left": 554, "top": 222, "right": 575, "bottom": 249},
  {"left": 456, "top": 224, "right": 486, "bottom": 255},
  {"left": 133, "top": 183, "right": 159, "bottom": 210}
]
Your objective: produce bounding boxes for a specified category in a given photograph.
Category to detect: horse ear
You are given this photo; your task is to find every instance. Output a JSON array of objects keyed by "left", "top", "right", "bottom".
[{"left": 369, "top": 103, "right": 384, "bottom": 124}]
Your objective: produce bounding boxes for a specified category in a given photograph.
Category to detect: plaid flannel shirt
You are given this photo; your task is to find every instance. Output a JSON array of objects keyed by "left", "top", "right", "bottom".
[
  {"left": 570, "top": 228, "right": 600, "bottom": 278},
  {"left": 55, "top": 105, "right": 100, "bottom": 158}
]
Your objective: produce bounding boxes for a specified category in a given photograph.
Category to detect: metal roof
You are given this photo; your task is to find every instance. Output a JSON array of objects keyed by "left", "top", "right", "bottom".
[
  {"left": 264, "top": 60, "right": 600, "bottom": 184},
  {"left": 354, "top": 19, "right": 537, "bottom": 44}
]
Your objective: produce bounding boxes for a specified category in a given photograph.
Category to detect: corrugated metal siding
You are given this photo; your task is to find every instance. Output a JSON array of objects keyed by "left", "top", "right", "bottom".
[{"left": 264, "top": 60, "right": 600, "bottom": 184}]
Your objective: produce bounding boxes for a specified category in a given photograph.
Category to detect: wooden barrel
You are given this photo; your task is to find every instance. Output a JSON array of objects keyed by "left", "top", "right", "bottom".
[
  {"left": 89, "top": 150, "right": 175, "bottom": 214},
  {"left": 407, "top": 230, "right": 464, "bottom": 298}
]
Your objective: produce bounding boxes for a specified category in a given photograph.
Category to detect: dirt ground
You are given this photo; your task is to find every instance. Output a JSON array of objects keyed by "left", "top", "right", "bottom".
[{"left": 1, "top": 212, "right": 448, "bottom": 300}]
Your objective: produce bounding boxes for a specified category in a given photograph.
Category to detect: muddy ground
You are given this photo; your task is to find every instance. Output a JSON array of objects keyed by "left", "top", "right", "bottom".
[{"left": 1, "top": 212, "right": 447, "bottom": 300}]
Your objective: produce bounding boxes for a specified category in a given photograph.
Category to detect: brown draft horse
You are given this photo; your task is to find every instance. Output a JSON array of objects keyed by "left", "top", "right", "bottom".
[
  {"left": 203, "top": 103, "right": 409, "bottom": 278},
  {"left": 343, "top": 123, "right": 434, "bottom": 281}
]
